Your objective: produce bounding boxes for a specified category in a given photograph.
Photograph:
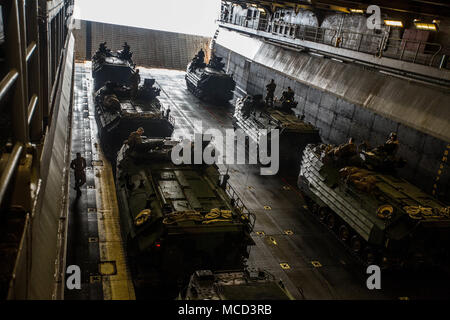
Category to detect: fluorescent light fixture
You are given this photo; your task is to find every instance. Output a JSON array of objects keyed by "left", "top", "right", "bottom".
[
  {"left": 384, "top": 20, "right": 403, "bottom": 27},
  {"left": 349, "top": 8, "right": 364, "bottom": 13},
  {"left": 415, "top": 22, "right": 437, "bottom": 31}
]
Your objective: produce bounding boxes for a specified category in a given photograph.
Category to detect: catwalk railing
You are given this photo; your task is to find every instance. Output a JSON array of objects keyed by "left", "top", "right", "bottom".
[
  {"left": 224, "top": 179, "right": 256, "bottom": 232},
  {"left": 0, "top": 0, "right": 74, "bottom": 299},
  {"left": 219, "top": 16, "right": 447, "bottom": 69}
]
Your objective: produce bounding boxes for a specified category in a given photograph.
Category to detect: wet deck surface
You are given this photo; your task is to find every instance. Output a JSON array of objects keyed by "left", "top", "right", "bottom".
[
  {"left": 65, "top": 63, "right": 450, "bottom": 300},
  {"left": 65, "top": 63, "right": 135, "bottom": 300}
]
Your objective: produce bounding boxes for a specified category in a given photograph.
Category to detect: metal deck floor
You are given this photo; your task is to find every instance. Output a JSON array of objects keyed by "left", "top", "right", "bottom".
[
  {"left": 64, "top": 64, "right": 450, "bottom": 300},
  {"left": 65, "top": 63, "right": 135, "bottom": 300}
]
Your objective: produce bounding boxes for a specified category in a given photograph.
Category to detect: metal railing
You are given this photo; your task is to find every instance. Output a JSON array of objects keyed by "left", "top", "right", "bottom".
[
  {"left": 225, "top": 181, "right": 256, "bottom": 232},
  {"left": 167, "top": 112, "right": 176, "bottom": 127},
  {"left": 382, "top": 38, "right": 443, "bottom": 66},
  {"left": 0, "top": 70, "right": 19, "bottom": 101},
  {"left": 0, "top": 0, "right": 74, "bottom": 299},
  {"left": 0, "top": 0, "right": 39, "bottom": 209},
  {"left": 218, "top": 16, "right": 447, "bottom": 69},
  {"left": 0, "top": 0, "right": 73, "bottom": 207},
  {"left": 0, "top": 143, "right": 24, "bottom": 209}
]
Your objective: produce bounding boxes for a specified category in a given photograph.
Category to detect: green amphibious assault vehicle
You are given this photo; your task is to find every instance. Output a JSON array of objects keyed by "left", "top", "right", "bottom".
[
  {"left": 186, "top": 50, "right": 236, "bottom": 104},
  {"left": 94, "top": 80, "right": 174, "bottom": 159},
  {"left": 92, "top": 42, "right": 136, "bottom": 91},
  {"left": 298, "top": 139, "right": 450, "bottom": 268},
  {"left": 179, "top": 269, "right": 294, "bottom": 300},
  {"left": 116, "top": 138, "right": 255, "bottom": 297},
  {"left": 233, "top": 94, "right": 320, "bottom": 175}
]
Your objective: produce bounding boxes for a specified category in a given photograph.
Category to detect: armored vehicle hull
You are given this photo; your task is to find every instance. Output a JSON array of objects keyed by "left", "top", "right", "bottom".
[
  {"left": 299, "top": 144, "right": 450, "bottom": 268},
  {"left": 92, "top": 56, "right": 135, "bottom": 92},
  {"left": 233, "top": 96, "right": 321, "bottom": 176},
  {"left": 116, "top": 140, "right": 255, "bottom": 297},
  {"left": 179, "top": 269, "right": 294, "bottom": 300},
  {"left": 185, "top": 63, "right": 236, "bottom": 104},
  {"left": 94, "top": 83, "right": 174, "bottom": 159}
]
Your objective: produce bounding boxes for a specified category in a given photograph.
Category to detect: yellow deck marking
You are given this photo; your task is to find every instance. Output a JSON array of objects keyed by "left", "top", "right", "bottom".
[
  {"left": 280, "top": 263, "right": 291, "bottom": 270},
  {"left": 284, "top": 230, "right": 294, "bottom": 235},
  {"left": 94, "top": 144, "right": 136, "bottom": 300},
  {"left": 311, "top": 261, "right": 322, "bottom": 268},
  {"left": 256, "top": 231, "right": 266, "bottom": 236},
  {"left": 99, "top": 261, "right": 117, "bottom": 276},
  {"left": 269, "top": 236, "right": 278, "bottom": 245}
]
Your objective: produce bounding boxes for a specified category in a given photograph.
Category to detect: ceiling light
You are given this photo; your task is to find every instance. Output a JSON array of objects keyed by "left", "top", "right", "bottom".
[
  {"left": 349, "top": 9, "right": 364, "bottom": 14},
  {"left": 384, "top": 20, "right": 403, "bottom": 27},
  {"left": 415, "top": 22, "right": 437, "bottom": 31}
]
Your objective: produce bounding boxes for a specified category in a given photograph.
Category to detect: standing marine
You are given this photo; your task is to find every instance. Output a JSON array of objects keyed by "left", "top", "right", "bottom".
[
  {"left": 129, "top": 69, "right": 141, "bottom": 99},
  {"left": 197, "top": 48, "right": 205, "bottom": 63},
  {"left": 119, "top": 42, "right": 133, "bottom": 61},
  {"left": 190, "top": 49, "right": 206, "bottom": 71},
  {"left": 220, "top": 169, "right": 230, "bottom": 190},
  {"left": 70, "top": 153, "right": 87, "bottom": 193},
  {"left": 265, "top": 79, "right": 276, "bottom": 106}
]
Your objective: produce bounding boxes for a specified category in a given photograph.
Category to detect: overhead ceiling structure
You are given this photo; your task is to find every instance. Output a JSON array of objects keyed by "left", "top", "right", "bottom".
[{"left": 227, "top": 0, "right": 450, "bottom": 19}]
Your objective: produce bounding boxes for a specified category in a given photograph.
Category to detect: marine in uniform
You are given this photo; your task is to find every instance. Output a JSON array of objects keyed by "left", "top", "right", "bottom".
[
  {"left": 129, "top": 69, "right": 141, "bottom": 99},
  {"left": 120, "top": 42, "right": 133, "bottom": 61},
  {"left": 265, "top": 79, "right": 276, "bottom": 106},
  {"left": 127, "top": 127, "right": 145, "bottom": 151},
  {"left": 70, "top": 153, "right": 87, "bottom": 192}
]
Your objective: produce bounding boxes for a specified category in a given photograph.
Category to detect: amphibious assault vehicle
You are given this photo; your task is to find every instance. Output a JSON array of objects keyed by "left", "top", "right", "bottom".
[
  {"left": 233, "top": 94, "right": 320, "bottom": 175},
  {"left": 94, "top": 80, "right": 174, "bottom": 159},
  {"left": 298, "top": 142, "right": 450, "bottom": 268},
  {"left": 179, "top": 269, "right": 294, "bottom": 300},
  {"left": 186, "top": 51, "right": 236, "bottom": 104},
  {"left": 116, "top": 139, "right": 255, "bottom": 297},
  {"left": 92, "top": 42, "right": 136, "bottom": 91}
]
